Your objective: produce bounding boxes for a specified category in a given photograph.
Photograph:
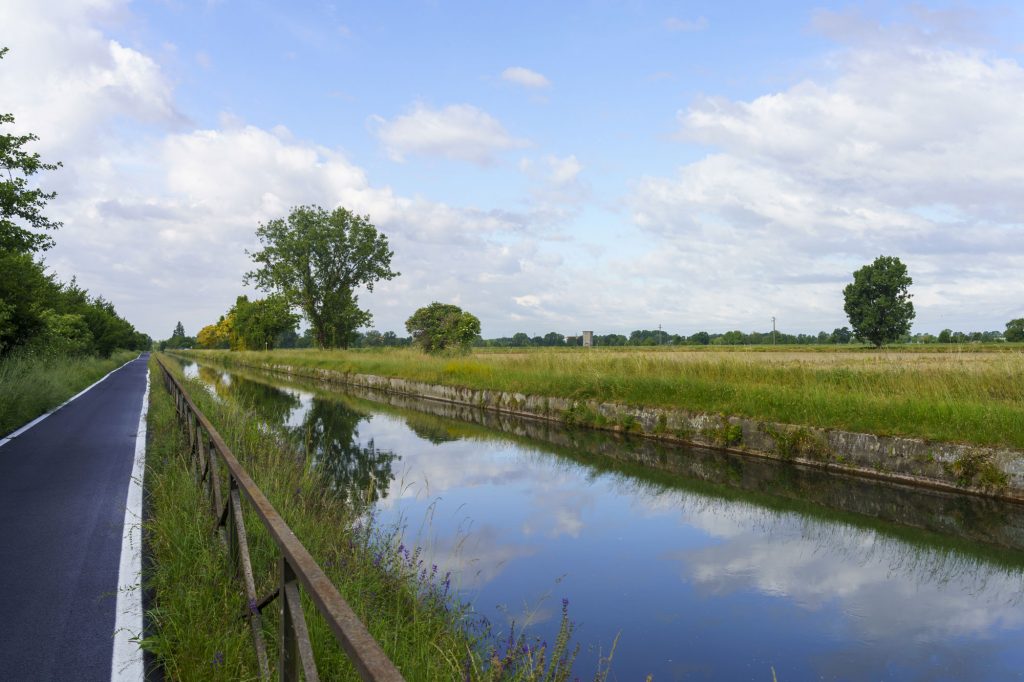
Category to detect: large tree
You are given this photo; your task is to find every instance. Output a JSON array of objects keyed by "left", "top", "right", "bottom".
[
  {"left": 245, "top": 205, "right": 398, "bottom": 349},
  {"left": 405, "top": 302, "right": 481, "bottom": 353},
  {"left": 843, "top": 255, "right": 915, "bottom": 347}
]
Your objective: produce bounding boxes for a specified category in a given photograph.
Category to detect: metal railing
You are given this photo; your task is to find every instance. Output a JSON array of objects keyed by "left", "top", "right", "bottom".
[{"left": 156, "top": 357, "right": 405, "bottom": 682}]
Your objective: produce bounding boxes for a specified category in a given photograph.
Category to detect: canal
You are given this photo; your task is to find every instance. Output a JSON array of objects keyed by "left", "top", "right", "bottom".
[{"left": 179, "top": 357, "right": 1024, "bottom": 681}]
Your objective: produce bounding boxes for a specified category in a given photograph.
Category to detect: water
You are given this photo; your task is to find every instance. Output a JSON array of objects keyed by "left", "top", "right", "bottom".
[{"left": 181, "top": 359, "right": 1024, "bottom": 681}]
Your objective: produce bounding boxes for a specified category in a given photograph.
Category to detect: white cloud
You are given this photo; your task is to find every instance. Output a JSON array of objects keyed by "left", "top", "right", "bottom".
[
  {"left": 664, "top": 16, "right": 708, "bottom": 32},
  {"left": 544, "top": 154, "right": 582, "bottom": 185},
  {"left": 501, "top": 66, "right": 551, "bottom": 89},
  {"left": 373, "top": 103, "right": 529, "bottom": 165},
  {"left": 0, "top": 1, "right": 182, "bottom": 154},
  {"left": 629, "top": 41, "right": 1024, "bottom": 332},
  {"left": 0, "top": 0, "right": 571, "bottom": 338}
]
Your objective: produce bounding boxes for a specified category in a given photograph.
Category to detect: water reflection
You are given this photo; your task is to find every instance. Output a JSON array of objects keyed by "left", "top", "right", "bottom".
[
  {"left": 301, "top": 398, "right": 398, "bottom": 506},
  {"left": 178, "top": 358, "right": 1024, "bottom": 682},
  {"left": 185, "top": 361, "right": 398, "bottom": 508}
]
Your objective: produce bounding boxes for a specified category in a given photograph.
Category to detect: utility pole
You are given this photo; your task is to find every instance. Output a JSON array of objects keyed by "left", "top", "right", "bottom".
[
  {"left": 772, "top": 317, "right": 776, "bottom": 346},
  {"left": 658, "top": 323, "right": 662, "bottom": 346}
]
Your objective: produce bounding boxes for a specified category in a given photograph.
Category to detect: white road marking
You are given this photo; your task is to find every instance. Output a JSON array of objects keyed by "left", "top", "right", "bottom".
[
  {"left": 111, "top": 363, "right": 150, "bottom": 682},
  {"left": 0, "top": 354, "right": 141, "bottom": 448}
]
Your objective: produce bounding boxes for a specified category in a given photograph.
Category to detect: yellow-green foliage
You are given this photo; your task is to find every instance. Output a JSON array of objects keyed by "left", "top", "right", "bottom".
[{"left": 176, "top": 346, "right": 1024, "bottom": 450}]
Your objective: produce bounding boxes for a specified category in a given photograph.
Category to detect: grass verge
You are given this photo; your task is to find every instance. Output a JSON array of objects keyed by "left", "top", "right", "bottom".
[
  {"left": 176, "top": 347, "right": 1024, "bottom": 450},
  {"left": 144, "top": 356, "right": 599, "bottom": 680},
  {"left": 0, "top": 350, "right": 138, "bottom": 436}
]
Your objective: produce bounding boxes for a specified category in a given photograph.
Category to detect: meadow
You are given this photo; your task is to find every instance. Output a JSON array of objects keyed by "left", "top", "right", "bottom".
[
  {"left": 0, "top": 350, "right": 139, "bottom": 436},
  {"left": 178, "top": 344, "right": 1024, "bottom": 450}
]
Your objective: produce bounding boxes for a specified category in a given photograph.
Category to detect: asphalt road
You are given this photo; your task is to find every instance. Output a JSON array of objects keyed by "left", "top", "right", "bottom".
[{"left": 0, "top": 353, "right": 149, "bottom": 681}]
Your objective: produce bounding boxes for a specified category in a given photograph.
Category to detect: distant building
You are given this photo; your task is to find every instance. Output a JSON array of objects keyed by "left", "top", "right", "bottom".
[{"left": 582, "top": 330, "right": 594, "bottom": 347}]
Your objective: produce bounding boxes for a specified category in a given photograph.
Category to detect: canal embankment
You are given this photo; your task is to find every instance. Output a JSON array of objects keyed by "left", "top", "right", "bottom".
[{"left": 172, "top": 349, "right": 1024, "bottom": 501}]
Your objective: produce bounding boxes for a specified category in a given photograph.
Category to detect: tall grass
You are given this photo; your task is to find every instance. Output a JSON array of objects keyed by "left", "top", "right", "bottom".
[
  {"left": 145, "top": 357, "right": 600, "bottom": 680},
  {"left": 0, "top": 350, "right": 138, "bottom": 436},
  {"left": 177, "top": 346, "right": 1024, "bottom": 449}
]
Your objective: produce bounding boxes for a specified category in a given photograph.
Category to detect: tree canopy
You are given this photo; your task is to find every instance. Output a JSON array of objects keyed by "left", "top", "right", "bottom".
[
  {"left": 1006, "top": 318, "right": 1024, "bottom": 343},
  {"left": 843, "top": 255, "right": 915, "bottom": 347},
  {"left": 231, "top": 294, "right": 298, "bottom": 350},
  {"left": 406, "top": 302, "right": 481, "bottom": 353},
  {"left": 245, "top": 205, "right": 398, "bottom": 349}
]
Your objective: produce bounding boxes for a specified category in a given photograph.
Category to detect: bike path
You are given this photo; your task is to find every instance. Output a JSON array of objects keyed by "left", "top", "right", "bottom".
[{"left": 0, "top": 353, "right": 149, "bottom": 681}]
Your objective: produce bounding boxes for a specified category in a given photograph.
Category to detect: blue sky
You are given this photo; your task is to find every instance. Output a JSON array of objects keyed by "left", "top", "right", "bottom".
[{"left": 3, "top": 1, "right": 1023, "bottom": 338}]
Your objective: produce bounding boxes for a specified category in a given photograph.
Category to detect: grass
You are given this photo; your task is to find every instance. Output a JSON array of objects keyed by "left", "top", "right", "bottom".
[
  {"left": 0, "top": 350, "right": 139, "bottom": 436},
  {"left": 175, "top": 345, "right": 1024, "bottom": 450},
  {"left": 144, "top": 356, "right": 600, "bottom": 680}
]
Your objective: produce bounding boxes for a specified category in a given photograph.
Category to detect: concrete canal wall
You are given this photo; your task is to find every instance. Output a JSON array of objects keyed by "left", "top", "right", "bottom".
[{"left": 187, "top": 356, "right": 1024, "bottom": 501}]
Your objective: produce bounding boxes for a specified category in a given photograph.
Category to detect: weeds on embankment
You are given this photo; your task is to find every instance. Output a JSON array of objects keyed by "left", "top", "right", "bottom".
[
  {"left": 144, "top": 357, "right": 605, "bottom": 680},
  {"left": 178, "top": 346, "right": 1024, "bottom": 450},
  {"left": 0, "top": 350, "right": 138, "bottom": 436}
]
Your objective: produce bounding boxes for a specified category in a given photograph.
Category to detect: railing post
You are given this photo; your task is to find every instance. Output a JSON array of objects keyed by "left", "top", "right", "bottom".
[
  {"left": 226, "top": 474, "right": 239, "bottom": 576},
  {"left": 208, "top": 437, "right": 224, "bottom": 523},
  {"left": 279, "top": 558, "right": 299, "bottom": 682},
  {"left": 204, "top": 437, "right": 214, "bottom": 504}
]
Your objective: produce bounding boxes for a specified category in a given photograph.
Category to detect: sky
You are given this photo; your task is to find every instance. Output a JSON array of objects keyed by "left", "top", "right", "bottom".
[{"left": 2, "top": 1, "right": 1023, "bottom": 340}]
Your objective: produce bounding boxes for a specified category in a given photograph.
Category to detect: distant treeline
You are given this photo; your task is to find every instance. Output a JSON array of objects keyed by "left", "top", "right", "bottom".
[
  {"left": 167, "top": 324, "right": 1016, "bottom": 351},
  {"left": 475, "top": 327, "right": 1012, "bottom": 347}
]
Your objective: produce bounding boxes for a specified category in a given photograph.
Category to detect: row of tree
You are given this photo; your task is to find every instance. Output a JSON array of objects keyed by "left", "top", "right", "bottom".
[
  {"left": 1, "top": 47, "right": 149, "bottom": 358},
  {"left": 475, "top": 324, "right": 1021, "bottom": 348}
]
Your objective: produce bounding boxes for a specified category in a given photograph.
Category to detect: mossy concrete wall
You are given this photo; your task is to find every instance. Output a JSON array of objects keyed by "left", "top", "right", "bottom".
[
  {"left": 234, "top": 359, "right": 1024, "bottom": 501},
  {"left": 340, "top": 382, "right": 1024, "bottom": 551}
]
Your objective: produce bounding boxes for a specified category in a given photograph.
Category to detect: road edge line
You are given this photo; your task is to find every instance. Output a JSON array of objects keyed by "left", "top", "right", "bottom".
[
  {"left": 111, "top": 360, "right": 150, "bottom": 682},
  {"left": 0, "top": 353, "right": 141, "bottom": 447}
]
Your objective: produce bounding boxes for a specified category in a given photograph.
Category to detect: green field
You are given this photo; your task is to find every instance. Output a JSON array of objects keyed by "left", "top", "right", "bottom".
[{"left": 178, "top": 345, "right": 1024, "bottom": 450}]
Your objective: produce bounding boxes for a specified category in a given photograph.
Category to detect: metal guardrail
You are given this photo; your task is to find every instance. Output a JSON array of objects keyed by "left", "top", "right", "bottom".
[{"left": 156, "top": 356, "right": 405, "bottom": 682}]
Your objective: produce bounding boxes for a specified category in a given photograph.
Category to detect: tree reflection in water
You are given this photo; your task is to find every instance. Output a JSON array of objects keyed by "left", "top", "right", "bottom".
[
  {"left": 300, "top": 398, "right": 399, "bottom": 508},
  {"left": 200, "top": 365, "right": 302, "bottom": 426},
  {"left": 195, "top": 364, "right": 399, "bottom": 509}
]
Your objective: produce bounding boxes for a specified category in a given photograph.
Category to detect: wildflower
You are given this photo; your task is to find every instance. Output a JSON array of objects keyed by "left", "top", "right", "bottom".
[{"left": 212, "top": 651, "right": 224, "bottom": 666}]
